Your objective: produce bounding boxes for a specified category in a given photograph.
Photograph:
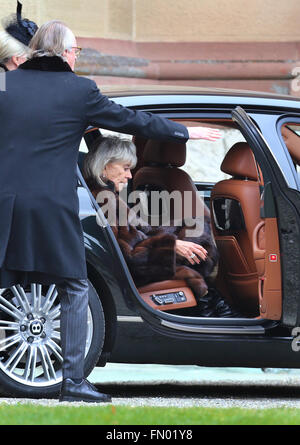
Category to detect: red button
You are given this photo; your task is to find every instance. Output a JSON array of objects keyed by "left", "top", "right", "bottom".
[{"left": 269, "top": 254, "right": 277, "bottom": 262}]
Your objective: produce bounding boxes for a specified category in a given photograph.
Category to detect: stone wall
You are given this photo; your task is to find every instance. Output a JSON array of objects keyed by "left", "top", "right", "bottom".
[
  {"left": 1, "top": 1, "right": 300, "bottom": 94},
  {"left": 3, "top": 0, "right": 299, "bottom": 43}
]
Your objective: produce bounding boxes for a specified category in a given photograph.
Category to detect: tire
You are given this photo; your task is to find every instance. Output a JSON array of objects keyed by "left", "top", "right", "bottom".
[{"left": 0, "top": 279, "right": 105, "bottom": 398}]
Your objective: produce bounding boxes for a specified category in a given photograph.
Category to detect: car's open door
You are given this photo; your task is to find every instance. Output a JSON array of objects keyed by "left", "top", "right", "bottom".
[{"left": 232, "top": 106, "right": 300, "bottom": 328}]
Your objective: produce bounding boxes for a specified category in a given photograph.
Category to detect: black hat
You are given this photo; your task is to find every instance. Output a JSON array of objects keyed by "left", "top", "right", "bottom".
[{"left": 3, "top": 1, "right": 38, "bottom": 46}]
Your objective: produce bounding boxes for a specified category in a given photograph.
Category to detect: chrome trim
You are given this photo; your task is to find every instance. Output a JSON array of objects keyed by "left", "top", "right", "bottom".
[
  {"left": 117, "top": 316, "right": 144, "bottom": 323},
  {"left": 161, "top": 319, "right": 265, "bottom": 334}
]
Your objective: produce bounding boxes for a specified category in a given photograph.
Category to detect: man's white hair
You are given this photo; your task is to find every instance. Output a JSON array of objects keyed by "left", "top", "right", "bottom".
[{"left": 29, "top": 20, "right": 75, "bottom": 59}]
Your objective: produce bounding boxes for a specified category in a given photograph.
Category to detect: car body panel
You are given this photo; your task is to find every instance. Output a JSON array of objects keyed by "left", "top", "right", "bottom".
[{"left": 77, "top": 87, "right": 300, "bottom": 369}]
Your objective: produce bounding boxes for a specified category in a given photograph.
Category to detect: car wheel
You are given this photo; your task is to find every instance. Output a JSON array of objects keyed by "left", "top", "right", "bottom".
[{"left": 0, "top": 280, "right": 105, "bottom": 398}]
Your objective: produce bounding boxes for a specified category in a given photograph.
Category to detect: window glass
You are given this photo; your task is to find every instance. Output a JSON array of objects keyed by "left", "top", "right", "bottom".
[
  {"left": 181, "top": 127, "right": 246, "bottom": 183},
  {"left": 281, "top": 124, "right": 300, "bottom": 176},
  {"left": 79, "top": 138, "right": 88, "bottom": 153},
  {"left": 285, "top": 124, "right": 300, "bottom": 134},
  {"left": 80, "top": 125, "right": 247, "bottom": 184}
]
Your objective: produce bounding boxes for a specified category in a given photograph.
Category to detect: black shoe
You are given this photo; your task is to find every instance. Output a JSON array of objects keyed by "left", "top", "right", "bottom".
[
  {"left": 196, "top": 291, "right": 216, "bottom": 317},
  {"left": 214, "top": 296, "right": 242, "bottom": 317},
  {"left": 196, "top": 288, "right": 243, "bottom": 318},
  {"left": 59, "top": 378, "right": 112, "bottom": 403},
  {"left": 208, "top": 288, "right": 243, "bottom": 318}
]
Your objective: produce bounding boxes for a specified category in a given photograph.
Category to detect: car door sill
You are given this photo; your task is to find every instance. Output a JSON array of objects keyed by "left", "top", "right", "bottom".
[{"left": 160, "top": 318, "right": 274, "bottom": 334}]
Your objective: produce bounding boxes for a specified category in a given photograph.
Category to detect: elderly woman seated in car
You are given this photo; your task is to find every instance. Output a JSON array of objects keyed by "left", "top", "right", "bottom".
[{"left": 83, "top": 136, "right": 240, "bottom": 317}]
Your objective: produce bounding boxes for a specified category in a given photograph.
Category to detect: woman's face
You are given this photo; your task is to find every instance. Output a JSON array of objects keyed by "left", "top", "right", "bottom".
[{"left": 103, "top": 161, "right": 132, "bottom": 192}]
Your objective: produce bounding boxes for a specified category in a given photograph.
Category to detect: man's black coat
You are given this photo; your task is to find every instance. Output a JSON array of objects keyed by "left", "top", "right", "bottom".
[{"left": 0, "top": 56, "right": 188, "bottom": 287}]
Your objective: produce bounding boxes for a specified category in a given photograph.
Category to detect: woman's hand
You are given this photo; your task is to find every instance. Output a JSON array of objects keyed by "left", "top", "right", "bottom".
[
  {"left": 175, "top": 240, "right": 208, "bottom": 265},
  {"left": 188, "top": 127, "right": 222, "bottom": 141}
]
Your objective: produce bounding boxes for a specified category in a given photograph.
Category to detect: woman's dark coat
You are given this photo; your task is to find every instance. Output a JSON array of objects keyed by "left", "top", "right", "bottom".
[
  {"left": 89, "top": 182, "right": 219, "bottom": 299},
  {"left": 0, "top": 56, "right": 189, "bottom": 287}
]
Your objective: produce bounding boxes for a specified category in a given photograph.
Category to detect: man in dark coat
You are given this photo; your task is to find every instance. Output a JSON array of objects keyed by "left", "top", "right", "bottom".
[{"left": 0, "top": 20, "right": 220, "bottom": 402}]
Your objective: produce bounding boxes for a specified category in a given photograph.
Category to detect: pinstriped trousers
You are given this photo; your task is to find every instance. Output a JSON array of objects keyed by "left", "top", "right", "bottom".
[{"left": 56, "top": 278, "right": 89, "bottom": 380}]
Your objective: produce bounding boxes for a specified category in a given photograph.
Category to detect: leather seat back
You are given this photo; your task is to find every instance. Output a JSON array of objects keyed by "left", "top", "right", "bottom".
[
  {"left": 210, "top": 142, "right": 263, "bottom": 315},
  {"left": 133, "top": 139, "right": 209, "bottom": 225},
  {"left": 133, "top": 139, "right": 212, "bottom": 313}
]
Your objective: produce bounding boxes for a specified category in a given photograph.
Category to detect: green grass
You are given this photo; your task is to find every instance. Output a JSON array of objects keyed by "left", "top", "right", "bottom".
[{"left": 1, "top": 404, "right": 300, "bottom": 425}]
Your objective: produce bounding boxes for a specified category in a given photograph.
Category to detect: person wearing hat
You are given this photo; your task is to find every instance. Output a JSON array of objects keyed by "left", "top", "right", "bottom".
[
  {"left": 0, "top": 17, "right": 221, "bottom": 403},
  {"left": 0, "top": 1, "right": 37, "bottom": 71}
]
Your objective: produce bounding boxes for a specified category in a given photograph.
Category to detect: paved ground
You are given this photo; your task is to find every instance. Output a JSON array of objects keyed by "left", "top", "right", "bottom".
[
  {"left": 88, "top": 364, "right": 300, "bottom": 409},
  {"left": 90, "top": 363, "right": 298, "bottom": 386},
  {"left": 2, "top": 364, "right": 300, "bottom": 409}
]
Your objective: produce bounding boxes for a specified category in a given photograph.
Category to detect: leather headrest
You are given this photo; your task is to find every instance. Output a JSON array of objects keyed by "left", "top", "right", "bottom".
[
  {"left": 221, "top": 142, "right": 258, "bottom": 180},
  {"left": 143, "top": 140, "right": 186, "bottom": 166},
  {"left": 281, "top": 126, "right": 300, "bottom": 165}
]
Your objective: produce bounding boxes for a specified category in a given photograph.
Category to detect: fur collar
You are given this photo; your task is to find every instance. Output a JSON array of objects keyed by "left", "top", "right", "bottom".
[
  {"left": 19, "top": 56, "right": 73, "bottom": 72},
  {"left": 0, "top": 62, "right": 8, "bottom": 72},
  {"left": 86, "top": 178, "right": 116, "bottom": 197}
]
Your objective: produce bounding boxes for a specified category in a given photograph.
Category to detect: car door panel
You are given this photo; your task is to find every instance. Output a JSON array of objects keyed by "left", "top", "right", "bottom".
[{"left": 232, "top": 107, "right": 300, "bottom": 327}]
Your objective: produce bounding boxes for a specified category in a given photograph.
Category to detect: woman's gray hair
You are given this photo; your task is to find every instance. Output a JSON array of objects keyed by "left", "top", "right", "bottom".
[
  {"left": 28, "top": 20, "right": 75, "bottom": 60},
  {"left": 83, "top": 136, "right": 137, "bottom": 187},
  {"left": 0, "top": 30, "right": 28, "bottom": 64}
]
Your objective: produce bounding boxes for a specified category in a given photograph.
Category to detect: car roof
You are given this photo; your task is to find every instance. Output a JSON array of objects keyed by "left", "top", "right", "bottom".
[{"left": 100, "top": 85, "right": 300, "bottom": 111}]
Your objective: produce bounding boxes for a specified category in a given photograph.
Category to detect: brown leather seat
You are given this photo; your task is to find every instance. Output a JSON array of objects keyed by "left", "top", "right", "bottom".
[
  {"left": 133, "top": 139, "right": 208, "bottom": 312},
  {"left": 210, "top": 142, "right": 264, "bottom": 315},
  {"left": 132, "top": 139, "right": 210, "bottom": 225}
]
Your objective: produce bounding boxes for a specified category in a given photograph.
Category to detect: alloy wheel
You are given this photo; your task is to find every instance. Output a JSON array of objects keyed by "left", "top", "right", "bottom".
[{"left": 0, "top": 283, "right": 93, "bottom": 388}]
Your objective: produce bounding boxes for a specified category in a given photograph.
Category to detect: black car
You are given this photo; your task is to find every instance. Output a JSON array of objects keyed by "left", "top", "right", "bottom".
[{"left": 1, "top": 86, "right": 300, "bottom": 398}]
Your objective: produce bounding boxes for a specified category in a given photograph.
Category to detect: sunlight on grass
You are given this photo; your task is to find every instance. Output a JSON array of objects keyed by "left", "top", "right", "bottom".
[{"left": 1, "top": 404, "right": 300, "bottom": 425}]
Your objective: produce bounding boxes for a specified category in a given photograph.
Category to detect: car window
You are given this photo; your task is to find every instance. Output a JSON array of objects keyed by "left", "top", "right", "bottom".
[
  {"left": 281, "top": 124, "right": 300, "bottom": 176},
  {"left": 180, "top": 127, "right": 246, "bottom": 183},
  {"left": 79, "top": 138, "right": 88, "bottom": 153},
  {"left": 286, "top": 125, "right": 300, "bottom": 176},
  {"left": 81, "top": 126, "right": 246, "bottom": 184}
]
